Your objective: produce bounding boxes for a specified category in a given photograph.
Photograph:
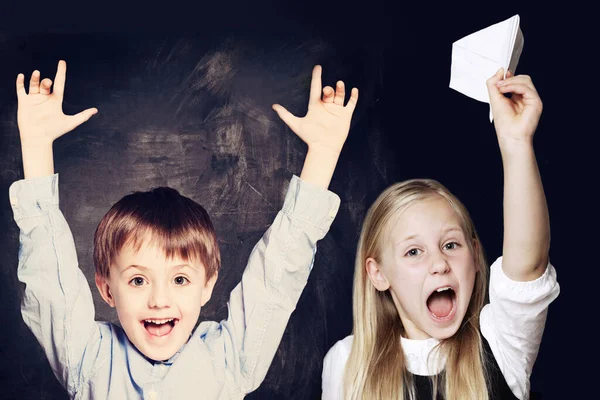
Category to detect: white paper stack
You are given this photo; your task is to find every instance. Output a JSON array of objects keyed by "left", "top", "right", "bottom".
[{"left": 449, "top": 15, "right": 524, "bottom": 122}]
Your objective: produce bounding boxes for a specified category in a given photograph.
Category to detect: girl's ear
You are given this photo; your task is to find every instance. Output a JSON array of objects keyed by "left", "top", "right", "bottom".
[
  {"left": 366, "top": 257, "right": 391, "bottom": 291},
  {"left": 95, "top": 272, "right": 116, "bottom": 307}
]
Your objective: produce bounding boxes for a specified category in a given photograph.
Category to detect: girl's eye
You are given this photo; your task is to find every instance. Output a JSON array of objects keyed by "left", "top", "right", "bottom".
[
  {"left": 174, "top": 276, "right": 189, "bottom": 285},
  {"left": 130, "top": 277, "right": 146, "bottom": 287},
  {"left": 406, "top": 248, "right": 421, "bottom": 257},
  {"left": 444, "top": 242, "right": 459, "bottom": 250}
]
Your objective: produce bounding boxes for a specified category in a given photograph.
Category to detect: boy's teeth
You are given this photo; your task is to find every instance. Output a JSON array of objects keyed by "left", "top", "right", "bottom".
[
  {"left": 436, "top": 287, "right": 451, "bottom": 292},
  {"left": 145, "top": 318, "right": 174, "bottom": 324}
]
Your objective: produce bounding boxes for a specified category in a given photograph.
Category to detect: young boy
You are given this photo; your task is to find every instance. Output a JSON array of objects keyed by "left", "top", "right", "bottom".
[{"left": 10, "top": 60, "right": 358, "bottom": 399}]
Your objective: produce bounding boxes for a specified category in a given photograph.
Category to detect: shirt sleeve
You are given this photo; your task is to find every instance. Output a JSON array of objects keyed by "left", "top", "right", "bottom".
[
  {"left": 9, "top": 174, "right": 104, "bottom": 397},
  {"left": 322, "top": 336, "right": 352, "bottom": 400},
  {"left": 198, "top": 175, "right": 341, "bottom": 395},
  {"left": 480, "top": 256, "right": 560, "bottom": 400}
]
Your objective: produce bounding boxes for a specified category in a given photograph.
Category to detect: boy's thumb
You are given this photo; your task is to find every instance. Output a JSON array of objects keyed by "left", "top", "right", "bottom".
[
  {"left": 67, "top": 108, "right": 98, "bottom": 132},
  {"left": 272, "top": 104, "right": 299, "bottom": 132}
]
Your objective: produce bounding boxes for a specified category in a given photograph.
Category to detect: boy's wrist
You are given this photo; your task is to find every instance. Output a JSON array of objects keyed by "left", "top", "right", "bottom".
[
  {"left": 299, "top": 146, "right": 341, "bottom": 190},
  {"left": 21, "top": 142, "right": 55, "bottom": 179}
]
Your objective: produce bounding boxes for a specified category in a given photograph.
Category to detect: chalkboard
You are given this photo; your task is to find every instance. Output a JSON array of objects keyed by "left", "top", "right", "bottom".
[{"left": 0, "top": 3, "right": 580, "bottom": 399}]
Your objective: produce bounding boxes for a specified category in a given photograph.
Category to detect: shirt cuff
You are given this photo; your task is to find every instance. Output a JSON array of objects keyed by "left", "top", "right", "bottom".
[
  {"left": 490, "top": 256, "right": 560, "bottom": 303},
  {"left": 9, "top": 174, "right": 60, "bottom": 221},
  {"left": 281, "top": 175, "right": 341, "bottom": 233}
]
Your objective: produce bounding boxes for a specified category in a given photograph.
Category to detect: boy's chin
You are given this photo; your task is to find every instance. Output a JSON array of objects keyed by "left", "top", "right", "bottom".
[{"left": 137, "top": 342, "right": 182, "bottom": 362}]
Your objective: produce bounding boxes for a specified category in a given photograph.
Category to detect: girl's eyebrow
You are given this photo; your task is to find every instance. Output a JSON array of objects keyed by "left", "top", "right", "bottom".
[{"left": 394, "top": 226, "right": 464, "bottom": 246}]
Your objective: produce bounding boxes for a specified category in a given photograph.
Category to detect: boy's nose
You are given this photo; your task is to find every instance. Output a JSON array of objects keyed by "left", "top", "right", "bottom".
[{"left": 148, "top": 285, "right": 172, "bottom": 308}]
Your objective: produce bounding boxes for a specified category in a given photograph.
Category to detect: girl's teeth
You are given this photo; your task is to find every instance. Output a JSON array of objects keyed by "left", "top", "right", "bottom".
[{"left": 436, "top": 287, "right": 451, "bottom": 292}]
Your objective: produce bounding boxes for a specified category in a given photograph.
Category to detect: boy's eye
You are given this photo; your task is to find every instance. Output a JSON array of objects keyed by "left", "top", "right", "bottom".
[
  {"left": 130, "top": 277, "right": 146, "bottom": 287},
  {"left": 406, "top": 248, "right": 421, "bottom": 257},
  {"left": 174, "top": 276, "right": 189, "bottom": 285}
]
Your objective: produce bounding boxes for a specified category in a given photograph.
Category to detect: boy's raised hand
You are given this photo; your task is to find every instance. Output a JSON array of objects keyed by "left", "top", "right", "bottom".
[
  {"left": 16, "top": 60, "right": 98, "bottom": 147},
  {"left": 486, "top": 68, "right": 543, "bottom": 147},
  {"left": 272, "top": 65, "right": 358, "bottom": 156}
]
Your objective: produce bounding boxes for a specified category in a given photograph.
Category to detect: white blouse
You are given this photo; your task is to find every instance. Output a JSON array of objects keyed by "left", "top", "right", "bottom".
[{"left": 321, "top": 257, "right": 560, "bottom": 400}]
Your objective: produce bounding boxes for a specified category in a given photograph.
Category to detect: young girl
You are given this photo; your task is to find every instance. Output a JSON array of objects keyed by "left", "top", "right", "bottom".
[{"left": 322, "top": 68, "right": 560, "bottom": 400}]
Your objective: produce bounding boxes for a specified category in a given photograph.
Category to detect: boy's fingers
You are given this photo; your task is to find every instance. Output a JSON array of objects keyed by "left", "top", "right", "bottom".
[
  {"left": 345, "top": 87, "right": 359, "bottom": 112},
  {"left": 272, "top": 104, "right": 300, "bottom": 132},
  {"left": 29, "top": 70, "right": 41, "bottom": 94},
  {"left": 40, "top": 78, "right": 53, "bottom": 95},
  {"left": 16, "top": 74, "right": 26, "bottom": 98},
  {"left": 308, "top": 65, "right": 322, "bottom": 104},
  {"left": 322, "top": 86, "right": 335, "bottom": 103},
  {"left": 53, "top": 60, "right": 67, "bottom": 97},
  {"left": 66, "top": 107, "right": 98, "bottom": 132},
  {"left": 334, "top": 81, "right": 345, "bottom": 105}
]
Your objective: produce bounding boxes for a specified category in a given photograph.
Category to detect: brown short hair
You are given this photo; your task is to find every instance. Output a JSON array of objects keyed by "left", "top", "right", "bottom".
[{"left": 93, "top": 187, "right": 220, "bottom": 279}]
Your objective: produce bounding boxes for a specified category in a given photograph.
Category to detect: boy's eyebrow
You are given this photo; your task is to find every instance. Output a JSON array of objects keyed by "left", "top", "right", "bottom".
[{"left": 121, "top": 263, "right": 197, "bottom": 274}]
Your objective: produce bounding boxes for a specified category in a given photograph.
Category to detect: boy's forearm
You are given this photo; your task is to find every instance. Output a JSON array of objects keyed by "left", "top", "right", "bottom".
[
  {"left": 21, "top": 142, "right": 55, "bottom": 179},
  {"left": 499, "top": 139, "right": 550, "bottom": 281},
  {"left": 300, "top": 146, "right": 341, "bottom": 190}
]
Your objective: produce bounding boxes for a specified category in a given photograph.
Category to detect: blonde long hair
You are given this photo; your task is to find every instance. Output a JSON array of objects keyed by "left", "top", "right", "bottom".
[{"left": 344, "top": 179, "right": 490, "bottom": 400}]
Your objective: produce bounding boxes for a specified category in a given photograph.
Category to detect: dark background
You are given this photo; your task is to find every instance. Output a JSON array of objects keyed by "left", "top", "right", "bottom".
[{"left": 0, "top": 2, "right": 589, "bottom": 399}]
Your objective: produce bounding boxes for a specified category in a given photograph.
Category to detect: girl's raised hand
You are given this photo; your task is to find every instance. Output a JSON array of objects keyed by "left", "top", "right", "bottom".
[
  {"left": 272, "top": 65, "right": 358, "bottom": 156},
  {"left": 16, "top": 60, "right": 98, "bottom": 147},
  {"left": 486, "top": 68, "right": 543, "bottom": 147}
]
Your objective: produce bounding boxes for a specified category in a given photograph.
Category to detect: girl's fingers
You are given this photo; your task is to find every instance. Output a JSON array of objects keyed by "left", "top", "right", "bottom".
[
  {"left": 16, "top": 73, "right": 26, "bottom": 98},
  {"left": 498, "top": 83, "right": 538, "bottom": 99},
  {"left": 308, "top": 65, "right": 323, "bottom": 105},
  {"left": 496, "top": 74, "right": 535, "bottom": 92},
  {"left": 333, "top": 81, "right": 345, "bottom": 105},
  {"left": 40, "top": 78, "right": 53, "bottom": 95},
  {"left": 345, "top": 88, "right": 359, "bottom": 112},
  {"left": 53, "top": 60, "right": 67, "bottom": 98},
  {"left": 486, "top": 68, "right": 506, "bottom": 105},
  {"left": 29, "top": 70, "right": 41, "bottom": 94},
  {"left": 322, "top": 86, "right": 335, "bottom": 103}
]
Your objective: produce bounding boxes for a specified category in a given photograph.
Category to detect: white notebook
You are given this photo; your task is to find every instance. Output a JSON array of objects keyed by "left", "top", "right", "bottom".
[{"left": 449, "top": 14, "right": 524, "bottom": 122}]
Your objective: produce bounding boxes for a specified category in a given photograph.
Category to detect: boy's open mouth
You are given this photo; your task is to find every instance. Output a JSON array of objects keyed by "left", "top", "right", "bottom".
[
  {"left": 426, "top": 286, "right": 456, "bottom": 321},
  {"left": 142, "top": 318, "right": 179, "bottom": 337}
]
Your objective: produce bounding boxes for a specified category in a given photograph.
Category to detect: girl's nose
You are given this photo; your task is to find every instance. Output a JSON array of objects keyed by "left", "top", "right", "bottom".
[{"left": 429, "top": 251, "right": 451, "bottom": 275}]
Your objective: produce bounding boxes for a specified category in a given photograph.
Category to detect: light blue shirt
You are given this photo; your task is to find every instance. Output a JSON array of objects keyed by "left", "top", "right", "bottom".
[{"left": 9, "top": 174, "right": 340, "bottom": 400}]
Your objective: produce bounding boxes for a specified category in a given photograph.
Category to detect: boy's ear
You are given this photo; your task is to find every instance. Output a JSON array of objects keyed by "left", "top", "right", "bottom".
[
  {"left": 95, "top": 272, "right": 116, "bottom": 307},
  {"left": 201, "top": 271, "right": 219, "bottom": 306},
  {"left": 366, "top": 257, "right": 390, "bottom": 291}
]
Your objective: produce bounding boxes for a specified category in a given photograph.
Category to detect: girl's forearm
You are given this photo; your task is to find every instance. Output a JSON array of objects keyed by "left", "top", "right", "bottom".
[{"left": 499, "top": 139, "right": 550, "bottom": 281}]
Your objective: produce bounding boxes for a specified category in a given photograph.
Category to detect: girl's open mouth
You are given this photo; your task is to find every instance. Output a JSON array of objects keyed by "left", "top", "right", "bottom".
[
  {"left": 142, "top": 318, "right": 179, "bottom": 337},
  {"left": 426, "top": 287, "right": 457, "bottom": 322}
]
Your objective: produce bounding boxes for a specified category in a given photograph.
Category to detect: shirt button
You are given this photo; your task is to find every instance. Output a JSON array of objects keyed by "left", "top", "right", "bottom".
[{"left": 328, "top": 206, "right": 338, "bottom": 218}]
